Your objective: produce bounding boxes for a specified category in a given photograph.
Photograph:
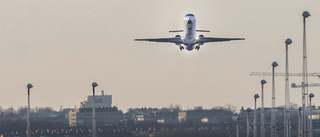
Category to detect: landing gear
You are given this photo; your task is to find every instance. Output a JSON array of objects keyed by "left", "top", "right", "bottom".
[
  {"left": 179, "top": 45, "right": 184, "bottom": 51},
  {"left": 195, "top": 45, "right": 200, "bottom": 51}
]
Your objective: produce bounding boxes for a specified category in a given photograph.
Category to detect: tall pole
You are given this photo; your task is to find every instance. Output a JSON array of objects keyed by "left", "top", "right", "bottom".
[
  {"left": 254, "top": 94, "right": 260, "bottom": 137},
  {"left": 27, "top": 83, "right": 33, "bottom": 137},
  {"left": 92, "top": 82, "right": 98, "bottom": 137},
  {"left": 284, "top": 38, "right": 292, "bottom": 137},
  {"left": 302, "top": 11, "right": 310, "bottom": 137},
  {"left": 271, "top": 62, "right": 278, "bottom": 137},
  {"left": 309, "top": 93, "right": 314, "bottom": 137},
  {"left": 298, "top": 107, "right": 302, "bottom": 137},
  {"left": 261, "top": 80, "right": 267, "bottom": 137},
  {"left": 237, "top": 116, "right": 241, "bottom": 137},
  {"left": 229, "top": 128, "right": 233, "bottom": 137},
  {"left": 247, "top": 108, "right": 252, "bottom": 137},
  {"left": 276, "top": 127, "right": 281, "bottom": 137}
]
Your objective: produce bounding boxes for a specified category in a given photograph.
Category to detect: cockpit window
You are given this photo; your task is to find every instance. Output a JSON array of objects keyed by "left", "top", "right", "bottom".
[{"left": 186, "top": 14, "right": 194, "bottom": 17}]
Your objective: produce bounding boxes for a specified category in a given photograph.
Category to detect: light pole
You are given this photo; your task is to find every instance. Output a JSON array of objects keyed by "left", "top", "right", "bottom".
[
  {"left": 247, "top": 108, "right": 252, "bottom": 137},
  {"left": 27, "top": 83, "right": 33, "bottom": 137},
  {"left": 271, "top": 61, "right": 278, "bottom": 137},
  {"left": 260, "top": 79, "right": 267, "bottom": 137},
  {"left": 254, "top": 94, "right": 260, "bottom": 137},
  {"left": 276, "top": 126, "right": 281, "bottom": 137},
  {"left": 92, "top": 82, "right": 98, "bottom": 137},
  {"left": 284, "top": 38, "right": 292, "bottom": 137},
  {"left": 229, "top": 128, "right": 234, "bottom": 137},
  {"left": 298, "top": 107, "right": 302, "bottom": 137},
  {"left": 309, "top": 93, "right": 314, "bottom": 137},
  {"left": 237, "top": 116, "right": 241, "bottom": 137},
  {"left": 301, "top": 11, "right": 310, "bottom": 137}
]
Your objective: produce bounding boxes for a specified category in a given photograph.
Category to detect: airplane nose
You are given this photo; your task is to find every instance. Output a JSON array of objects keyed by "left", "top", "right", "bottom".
[
  {"left": 186, "top": 46, "right": 194, "bottom": 51},
  {"left": 185, "top": 13, "right": 195, "bottom": 17}
]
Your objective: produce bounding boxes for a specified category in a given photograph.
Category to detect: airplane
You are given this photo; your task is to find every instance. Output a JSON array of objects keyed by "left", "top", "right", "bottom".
[{"left": 135, "top": 14, "right": 245, "bottom": 51}]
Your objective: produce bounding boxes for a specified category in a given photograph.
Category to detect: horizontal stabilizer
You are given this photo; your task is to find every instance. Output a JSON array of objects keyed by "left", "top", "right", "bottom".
[
  {"left": 169, "top": 30, "right": 183, "bottom": 32},
  {"left": 196, "top": 30, "right": 210, "bottom": 32}
]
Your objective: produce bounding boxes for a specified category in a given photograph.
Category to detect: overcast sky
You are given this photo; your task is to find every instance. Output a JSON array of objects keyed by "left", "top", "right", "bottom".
[{"left": 0, "top": 0, "right": 320, "bottom": 111}]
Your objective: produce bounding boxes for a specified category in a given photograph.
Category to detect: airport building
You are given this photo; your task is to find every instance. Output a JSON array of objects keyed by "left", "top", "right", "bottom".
[
  {"left": 69, "top": 90, "right": 122, "bottom": 127},
  {"left": 178, "top": 108, "right": 234, "bottom": 124},
  {"left": 124, "top": 107, "right": 235, "bottom": 125},
  {"left": 69, "top": 107, "right": 123, "bottom": 127},
  {"left": 80, "top": 90, "right": 112, "bottom": 108}
]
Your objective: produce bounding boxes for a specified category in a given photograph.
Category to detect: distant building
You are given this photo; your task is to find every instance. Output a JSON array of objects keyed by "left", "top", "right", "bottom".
[
  {"left": 69, "top": 107, "right": 123, "bottom": 127},
  {"left": 156, "top": 110, "right": 179, "bottom": 124},
  {"left": 124, "top": 108, "right": 180, "bottom": 124},
  {"left": 80, "top": 90, "right": 112, "bottom": 108},
  {"left": 124, "top": 107, "right": 236, "bottom": 125},
  {"left": 178, "top": 108, "right": 234, "bottom": 124},
  {"left": 69, "top": 91, "right": 122, "bottom": 127}
]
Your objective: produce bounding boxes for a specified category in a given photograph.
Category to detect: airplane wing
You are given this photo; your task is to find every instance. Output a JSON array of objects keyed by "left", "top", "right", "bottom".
[
  {"left": 169, "top": 30, "right": 210, "bottom": 32},
  {"left": 135, "top": 37, "right": 183, "bottom": 44},
  {"left": 199, "top": 37, "right": 245, "bottom": 43},
  {"left": 196, "top": 30, "right": 210, "bottom": 32},
  {"left": 169, "top": 30, "right": 183, "bottom": 32}
]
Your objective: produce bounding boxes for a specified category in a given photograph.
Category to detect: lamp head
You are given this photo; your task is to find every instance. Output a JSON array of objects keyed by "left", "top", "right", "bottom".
[
  {"left": 237, "top": 116, "right": 241, "bottom": 121},
  {"left": 246, "top": 108, "right": 252, "bottom": 112},
  {"left": 272, "top": 62, "right": 278, "bottom": 67},
  {"left": 303, "top": 11, "right": 310, "bottom": 18},
  {"left": 261, "top": 79, "right": 267, "bottom": 84},
  {"left": 277, "top": 126, "right": 281, "bottom": 130},
  {"left": 254, "top": 94, "right": 260, "bottom": 99},
  {"left": 285, "top": 38, "right": 292, "bottom": 45},
  {"left": 309, "top": 93, "right": 315, "bottom": 98},
  {"left": 27, "top": 83, "right": 33, "bottom": 89},
  {"left": 92, "top": 82, "right": 98, "bottom": 87}
]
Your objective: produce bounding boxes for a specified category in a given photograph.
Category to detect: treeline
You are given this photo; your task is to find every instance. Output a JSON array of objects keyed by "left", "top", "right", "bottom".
[{"left": 0, "top": 106, "right": 55, "bottom": 116}]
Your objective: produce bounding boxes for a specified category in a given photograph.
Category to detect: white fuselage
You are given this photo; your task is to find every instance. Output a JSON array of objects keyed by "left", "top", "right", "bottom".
[{"left": 182, "top": 14, "right": 197, "bottom": 51}]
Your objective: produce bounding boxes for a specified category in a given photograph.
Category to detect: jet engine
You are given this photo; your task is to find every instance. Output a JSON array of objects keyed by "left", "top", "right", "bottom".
[{"left": 195, "top": 35, "right": 205, "bottom": 51}]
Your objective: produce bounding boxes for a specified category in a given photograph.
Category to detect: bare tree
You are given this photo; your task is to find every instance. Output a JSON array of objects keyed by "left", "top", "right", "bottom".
[
  {"left": 36, "top": 107, "right": 55, "bottom": 113},
  {"left": 223, "top": 104, "right": 238, "bottom": 113},
  {"left": 4, "top": 107, "right": 16, "bottom": 115},
  {"left": 0, "top": 106, "right": 4, "bottom": 113},
  {"left": 17, "top": 106, "right": 27, "bottom": 116},
  {"left": 212, "top": 106, "right": 224, "bottom": 110},
  {"left": 289, "top": 102, "right": 299, "bottom": 109}
]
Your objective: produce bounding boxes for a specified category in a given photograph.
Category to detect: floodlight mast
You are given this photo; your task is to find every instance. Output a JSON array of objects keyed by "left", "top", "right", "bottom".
[
  {"left": 27, "top": 83, "right": 33, "bottom": 137},
  {"left": 254, "top": 94, "right": 259, "bottom": 137},
  {"left": 229, "top": 128, "right": 234, "bottom": 137},
  {"left": 246, "top": 108, "right": 252, "bottom": 137},
  {"left": 271, "top": 61, "right": 278, "bottom": 137},
  {"left": 298, "top": 107, "right": 302, "bottom": 137},
  {"left": 260, "top": 80, "right": 267, "bottom": 137},
  {"left": 284, "top": 38, "right": 292, "bottom": 137},
  {"left": 301, "top": 11, "right": 310, "bottom": 137},
  {"left": 309, "top": 93, "right": 314, "bottom": 137},
  {"left": 237, "top": 116, "right": 241, "bottom": 137},
  {"left": 92, "top": 82, "right": 98, "bottom": 137}
]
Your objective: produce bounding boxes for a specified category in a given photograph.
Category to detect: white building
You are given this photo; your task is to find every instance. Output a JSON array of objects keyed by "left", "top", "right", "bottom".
[
  {"left": 80, "top": 90, "right": 112, "bottom": 108},
  {"left": 69, "top": 107, "right": 123, "bottom": 127}
]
